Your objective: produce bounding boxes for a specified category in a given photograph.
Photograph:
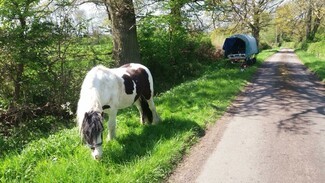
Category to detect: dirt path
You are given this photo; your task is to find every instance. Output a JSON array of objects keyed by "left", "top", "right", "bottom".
[{"left": 167, "top": 49, "right": 325, "bottom": 183}]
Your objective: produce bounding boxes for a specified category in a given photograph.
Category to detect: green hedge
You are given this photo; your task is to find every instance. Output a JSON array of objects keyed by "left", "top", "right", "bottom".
[
  {"left": 281, "top": 42, "right": 296, "bottom": 48},
  {"left": 307, "top": 41, "right": 325, "bottom": 58}
]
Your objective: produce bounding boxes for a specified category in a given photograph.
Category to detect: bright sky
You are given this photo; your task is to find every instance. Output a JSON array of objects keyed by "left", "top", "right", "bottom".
[
  {"left": 77, "top": 3, "right": 108, "bottom": 32},
  {"left": 78, "top": 3, "right": 106, "bottom": 19}
]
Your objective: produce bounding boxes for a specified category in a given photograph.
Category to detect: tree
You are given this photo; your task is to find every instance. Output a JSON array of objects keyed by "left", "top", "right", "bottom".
[
  {"left": 275, "top": 3, "right": 295, "bottom": 41},
  {"left": 0, "top": 0, "right": 88, "bottom": 108},
  {"left": 106, "top": 0, "right": 141, "bottom": 65},
  {"left": 274, "top": 0, "right": 324, "bottom": 42},
  {"left": 302, "top": 0, "right": 324, "bottom": 41},
  {"left": 210, "top": 0, "right": 283, "bottom": 45},
  {"left": 0, "top": 0, "right": 49, "bottom": 105},
  {"left": 80, "top": 0, "right": 141, "bottom": 65}
]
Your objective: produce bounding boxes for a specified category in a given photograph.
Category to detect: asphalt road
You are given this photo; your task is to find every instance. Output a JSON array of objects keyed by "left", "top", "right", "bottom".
[{"left": 167, "top": 49, "right": 325, "bottom": 183}]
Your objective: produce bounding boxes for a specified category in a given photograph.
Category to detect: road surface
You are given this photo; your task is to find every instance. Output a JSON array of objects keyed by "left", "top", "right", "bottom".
[{"left": 167, "top": 49, "right": 325, "bottom": 183}]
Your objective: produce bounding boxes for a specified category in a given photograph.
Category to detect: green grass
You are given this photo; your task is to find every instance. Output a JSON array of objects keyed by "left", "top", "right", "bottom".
[
  {"left": 296, "top": 50, "right": 325, "bottom": 82},
  {"left": 0, "top": 50, "right": 276, "bottom": 183}
]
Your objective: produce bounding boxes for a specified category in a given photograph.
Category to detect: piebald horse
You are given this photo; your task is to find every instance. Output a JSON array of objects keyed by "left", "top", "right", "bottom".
[{"left": 76, "top": 63, "right": 160, "bottom": 159}]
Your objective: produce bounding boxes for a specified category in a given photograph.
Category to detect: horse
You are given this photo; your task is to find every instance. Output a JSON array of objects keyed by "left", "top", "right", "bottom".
[{"left": 76, "top": 63, "right": 161, "bottom": 160}]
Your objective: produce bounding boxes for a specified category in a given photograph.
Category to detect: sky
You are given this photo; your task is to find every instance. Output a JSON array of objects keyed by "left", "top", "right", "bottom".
[{"left": 77, "top": 3, "right": 108, "bottom": 32}]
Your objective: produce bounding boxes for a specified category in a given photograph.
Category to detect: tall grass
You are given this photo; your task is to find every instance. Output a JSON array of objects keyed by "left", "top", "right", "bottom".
[
  {"left": 0, "top": 50, "right": 276, "bottom": 182},
  {"left": 296, "top": 50, "right": 325, "bottom": 82}
]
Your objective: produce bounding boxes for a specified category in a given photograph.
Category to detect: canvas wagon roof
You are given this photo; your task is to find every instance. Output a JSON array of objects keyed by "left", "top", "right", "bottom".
[{"left": 222, "top": 34, "right": 259, "bottom": 57}]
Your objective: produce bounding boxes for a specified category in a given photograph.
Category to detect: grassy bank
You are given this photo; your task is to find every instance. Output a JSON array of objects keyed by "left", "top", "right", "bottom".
[
  {"left": 296, "top": 50, "right": 325, "bottom": 82},
  {"left": 0, "top": 50, "right": 276, "bottom": 182}
]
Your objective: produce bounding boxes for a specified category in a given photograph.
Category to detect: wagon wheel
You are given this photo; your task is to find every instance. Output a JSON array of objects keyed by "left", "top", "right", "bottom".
[
  {"left": 252, "top": 57, "right": 257, "bottom": 64},
  {"left": 246, "top": 58, "right": 252, "bottom": 65}
]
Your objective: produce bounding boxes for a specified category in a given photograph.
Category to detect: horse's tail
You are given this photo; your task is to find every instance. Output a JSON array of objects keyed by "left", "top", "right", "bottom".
[{"left": 139, "top": 96, "right": 153, "bottom": 124}]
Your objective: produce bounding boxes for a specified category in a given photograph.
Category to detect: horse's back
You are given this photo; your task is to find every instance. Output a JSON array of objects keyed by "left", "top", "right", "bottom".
[
  {"left": 80, "top": 63, "right": 154, "bottom": 109},
  {"left": 80, "top": 65, "right": 115, "bottom": 92},
  {"left": 115, "top": 63, "right": 152, "bottom": 79}
]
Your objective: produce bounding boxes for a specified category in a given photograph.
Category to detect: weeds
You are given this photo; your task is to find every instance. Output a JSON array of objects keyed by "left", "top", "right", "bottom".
[{"left": 296, "top": 50, "right": 325, "bottom": 82}]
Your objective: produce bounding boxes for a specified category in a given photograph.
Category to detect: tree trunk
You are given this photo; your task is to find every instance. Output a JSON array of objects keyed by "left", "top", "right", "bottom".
[
  {"left": 13, "top": 63, "right": 24, "bottom": 103},
  {"left": 107, "top": 0, "right": 141, "bottom": 66},
  {"left": 306, "top": 2, "right": 313, "bottom": 41},
  {"left": 309, "top": 16, "right": 321, "bottom": 41},
  {"left": 170, "top": 0, "right": 183, "bottom": 33},
  {"left": 252, "top": 0, "right": 260, "bottom": 47},
  {"left": 168, "top": 0, "right": 185, "bottom": 64},
  {"left": 12, "top": 15, "right": 27, "bottom": 105},
  {"left": 252, "top": 27, "right": 260, "bottom": 47}
]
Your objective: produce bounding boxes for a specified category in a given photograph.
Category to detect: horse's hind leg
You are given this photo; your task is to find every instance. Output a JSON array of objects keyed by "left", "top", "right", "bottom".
[
  {"left": 135, "top": 100, "right": 145, "bottom": 124},
  {"left": 147, "top": 98, "right": 160, "bottom": 125},
  {"left": 135, "top": 96, "right": 160, "bottom": 125},
  {"left": 107, "top": 109, "right": 117, "bottom": 141}
]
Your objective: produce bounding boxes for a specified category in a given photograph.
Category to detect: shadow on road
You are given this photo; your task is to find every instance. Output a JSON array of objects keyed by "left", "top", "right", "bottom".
[{"left": 228, "top": 50, "right": 325, "bottom": 135}]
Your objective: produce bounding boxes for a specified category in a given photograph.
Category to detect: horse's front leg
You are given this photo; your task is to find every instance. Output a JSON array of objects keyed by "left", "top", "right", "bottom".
[{"left": 107, "top": 109, "right": 117, "bottom": 141}]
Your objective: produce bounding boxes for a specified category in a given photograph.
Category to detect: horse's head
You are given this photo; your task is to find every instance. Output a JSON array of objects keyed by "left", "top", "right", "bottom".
[{"left": 82, "top": 111, "right": 104, "bottom": 160}]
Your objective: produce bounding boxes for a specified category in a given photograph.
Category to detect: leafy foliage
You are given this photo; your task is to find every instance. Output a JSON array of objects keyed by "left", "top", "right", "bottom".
[
  {"left": 0, "top": 1, "right": 114, "bottom": 130},
  {"left": 307, "top": 41, "right": 325, "bottom": 58},
  {"left": 138, "top": 15, "right": 216, "bottom": 92},
  {"left": 274, "top": 0, "right": 324, "bottom": 43}
]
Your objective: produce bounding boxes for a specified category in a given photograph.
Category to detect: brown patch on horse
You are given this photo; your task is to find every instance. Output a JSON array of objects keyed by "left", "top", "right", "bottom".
[
  {"left": 121, "top": 74, "right": 134, "bottom": 95},
  {"left": 121, "top": 64, "right": 151, "bottom": 102}
]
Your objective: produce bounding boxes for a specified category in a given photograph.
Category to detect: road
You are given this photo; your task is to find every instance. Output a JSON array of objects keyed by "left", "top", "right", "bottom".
[{"left": 167, "top": 49, "right": 325, "bottom": 183}]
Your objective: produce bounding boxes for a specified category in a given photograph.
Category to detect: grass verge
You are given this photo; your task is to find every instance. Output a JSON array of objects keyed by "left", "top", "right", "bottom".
[
  {"left": 295, "top": 50, "right": 325, "bottom": 82},
  {"left": 0, "top": 50, "right": 276, "bottom": 183}
]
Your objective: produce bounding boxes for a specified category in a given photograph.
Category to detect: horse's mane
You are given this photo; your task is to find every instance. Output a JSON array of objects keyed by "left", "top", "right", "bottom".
[
  {"left": 81, "top": 111, "right": 104, "bottom": 145},
  {"left": 76, "top": 65, "right": 108, "bottom": 131}
]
